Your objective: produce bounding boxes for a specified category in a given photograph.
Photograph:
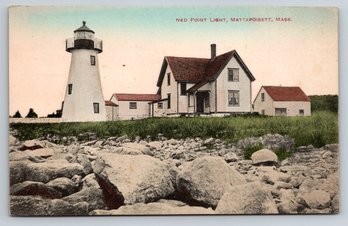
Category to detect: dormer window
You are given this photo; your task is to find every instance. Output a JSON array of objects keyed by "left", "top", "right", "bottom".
[{"left": 228, "top": 68, "right": 239, "bottom": 82}]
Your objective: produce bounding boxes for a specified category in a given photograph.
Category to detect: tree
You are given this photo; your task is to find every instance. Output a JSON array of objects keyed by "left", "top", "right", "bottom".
[
  {"left": 13, "top": 110, "right": 22, "bottom": 118},
  {"left": 25, "top": 108, "right": 38, "bottom": 118}
]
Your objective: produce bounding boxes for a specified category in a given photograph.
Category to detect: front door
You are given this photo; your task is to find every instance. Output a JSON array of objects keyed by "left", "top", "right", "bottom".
[{"left": 196, "top": 92, "right": 208, "bottom": 113}]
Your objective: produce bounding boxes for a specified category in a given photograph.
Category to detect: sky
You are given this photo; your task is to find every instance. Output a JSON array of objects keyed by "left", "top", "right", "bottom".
[{"left": 9, "top": 6, "right": 338, "bottom": 117}]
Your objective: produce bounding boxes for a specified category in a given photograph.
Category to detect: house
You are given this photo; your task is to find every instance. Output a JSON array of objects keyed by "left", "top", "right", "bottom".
[
  {"left": 151, "top": 44, "right": 256, "bottom": 116},
  {"left": 109, "top": 93, "right": 160, "bottom": 120},
  {"left": 253, "top": 86, "right": 311, "bottom": 116}
]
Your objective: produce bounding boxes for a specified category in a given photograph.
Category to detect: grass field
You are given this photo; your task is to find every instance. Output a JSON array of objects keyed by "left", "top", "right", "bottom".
[{"left": 10, "top": 111, "right": 338, "bottom": 148}]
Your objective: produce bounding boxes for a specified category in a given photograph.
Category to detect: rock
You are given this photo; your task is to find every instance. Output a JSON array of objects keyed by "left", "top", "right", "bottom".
[
  {"left": 303, "top": 190, "right": 331, "bottom": 209},
  {"left": 9, "top": 135, "right": 18, "bottom": 146},
  {"left": 46, "top": 177, "right": 78, "bottom": 196},
  {"left": 90, "top": 199, "right": 214, "bottom": 215},
  {"left": 10, "top": 196, "right": 89, "bottom": 216},
  {"left": 224, "top": 152, "right": 238, "bottom": 163},
  {"left": 251, "top": 149, "right": 278, "bottom": 165},
  {"left": 81, "top": 174, "right": 100, "bottom": 188},
  {"left": 203, "top": 137, "right": 214, "bottom": 145},
  {"left": 121, "top": 142, "right": 151, "bottom": 155},
  {"left": 176, "top": 156, "right": 245, "bottom": 207},
  {"left": 215, "top": 182, "right": 278, "bottom": 214},
  {"left": 257, "top": 166, "right": 291, "bottom": 185},
  {"left": 93, "top": 153, "right": 175, "bottom": 208},
  {"left": 18, "top": 140, "right": 44, "bottom": 151},
  {"left": 331, "top": 194, "right": 339, "bottom": 213},
  {"left": 148, "top": 141, "right": 163, "bottom": 150},
  {"left": 62, "top": 187, "right": 107, "bottom": 212},
  {"left": 10, "top": 159, "right": 85, "bottom": 185},
  {"left": 76, "top": 154, "right": 93, "bottom": 174},
  {"left": 277, "top": 189, "right": 303, "bottom": 214},
  {"left": 67, "top": 144, "right": 79, "bottom": 154},
  {"left": 9, "top": 148, "right": 55, "bottom": 161},
  {"left": 71, "top": 175, "right": 82, "bottom": 185},
  {"left": 10, "top": 181, "right": 62, "bottom": 199}
]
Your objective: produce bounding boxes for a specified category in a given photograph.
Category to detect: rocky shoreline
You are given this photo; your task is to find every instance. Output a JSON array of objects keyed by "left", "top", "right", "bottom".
[{"left": 9, "top": 132, "right": 339, "bottom": 215}]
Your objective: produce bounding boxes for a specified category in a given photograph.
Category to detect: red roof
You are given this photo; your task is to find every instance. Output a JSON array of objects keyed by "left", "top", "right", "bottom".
[
  {"left": 263, "top": 86, "right": 310, "bottom": 102},
  {"left": 157, "top": 49, "right": 255, "bottom": 90},
  {"left": 113, "top": 93, "right": 160, "bottom": 101},
  {"left": 105, "top": 100, "right": 118, "bottom": 107}
]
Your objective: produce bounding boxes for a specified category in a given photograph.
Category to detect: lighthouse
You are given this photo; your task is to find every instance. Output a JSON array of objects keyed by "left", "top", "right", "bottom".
[{"left": 62, "top": 21, "right": 106, "bottom": 122}]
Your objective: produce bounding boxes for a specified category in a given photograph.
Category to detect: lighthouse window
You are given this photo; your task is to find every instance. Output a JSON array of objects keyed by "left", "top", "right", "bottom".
[
  {"left": 93, "top": 103, "right": 100, "bottom": 113},
  {"left": 90, "top": 55, "right": 96, "bottom": 66},
  {"left": 68, "top": 84, "right": 73, "bottom": 95}
]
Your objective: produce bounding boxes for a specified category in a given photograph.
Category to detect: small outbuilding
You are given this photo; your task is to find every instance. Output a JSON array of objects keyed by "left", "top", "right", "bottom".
[
  {"left": 109, "top": 93, "right": 160, "bottom": 120},
  {"left": 253, "top": 86, "right": 311, "bottom": 116}
]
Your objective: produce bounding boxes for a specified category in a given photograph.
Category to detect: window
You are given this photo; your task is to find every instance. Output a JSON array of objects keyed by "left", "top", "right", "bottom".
[
  {"left": 275, "top": 108, "right": 287, "bottom": 116},
  {"left": 261, "top": 110, "right": 265, "bottom": 115},
  {"left": 129, "top": 102, "right": 137, "bottom": 109},
  {"left": 167, "top": 73, "right": 171, "bottom": 86},
  {"left": 299, "top": 109, "right": 304, "bottom": 116},
  {"left": 261, "top": 93, "right": 265, "bottom": 102},
  {"left": 68, "top": 84, "right": 73, "bottom": 95},
  {"left": 180, "top": 83, "right": 187, "bottom": 95},
  {"left": 93, "top": 103, "right": 99, "bottom": 113},
  {"left": 228, "top": 68, "right": 239, "bottom": 82},
  {"left": 228, "top": 90, "right": 240, "bottom": 106},
  {"left": 158, "top": 103, "right": 163, "bottom": 109},
  {"left": 167, "top": 93, "right": 171, "bottom": 109},
  {"left": 90, "top": 55, "right": 96, "bottom": 66}
]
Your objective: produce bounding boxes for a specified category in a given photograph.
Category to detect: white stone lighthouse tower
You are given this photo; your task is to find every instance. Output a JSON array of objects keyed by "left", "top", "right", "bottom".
[{"left": 62, "top": 21, "right": 106, "bottom": 122}]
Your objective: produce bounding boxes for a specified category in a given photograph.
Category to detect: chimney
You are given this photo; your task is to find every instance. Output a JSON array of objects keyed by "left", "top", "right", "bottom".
[{"left": 211, "top": 43, "right": 216, "bottom": 59}]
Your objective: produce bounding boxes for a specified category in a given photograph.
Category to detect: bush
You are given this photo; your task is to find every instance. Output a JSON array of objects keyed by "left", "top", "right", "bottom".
[
  {"left": 273, "top": 148, "right": 292, "bottom": 161},
  {"left": 13, "top": 110, "right": 22, "bottom": 118},
  {"left": 25, "top": 108, "right": 38, "bottom": 118}
]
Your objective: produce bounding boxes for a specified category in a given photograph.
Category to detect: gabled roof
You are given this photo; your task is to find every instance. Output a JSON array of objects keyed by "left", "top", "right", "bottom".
[
  {"left": 112, "top": 93, "right": 160, "bottom": 101},
  {"left": 156, "top": 50, "right": 255, "bottom": 90},
  {"left": 105, "top": 100, "right": 118, "bottom": 107},
  {"left": 262, "top": 86, "right": 310, "bottom": 102}
]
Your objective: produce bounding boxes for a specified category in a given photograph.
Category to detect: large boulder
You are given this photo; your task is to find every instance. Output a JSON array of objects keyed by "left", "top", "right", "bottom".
[
  {"left": 10, "top": 159, "right": 85, "bottom": 185},
  {"left": 62, "top": 187, "right": 107, "bottom": 211},
  {"left": 46, "top": 177, "right": 78, "bottom": 196},
  {"left": 10, "top": 196, "right": 88, "bottom": 216},
  {"left": 9, "top": 148, "right": 55, "bottom": 161},
  {"left": 303, "top": 190, "right": 331, "bottom": 209},
  {"left": 176, "top": 156, "right": 245, "bottom": 207},
  {"left": 10, "top": 181, "right": 62, "bottom": 199},
  {"left": 18, "top": 140, "right": 44, "bottom": 151},
  {"left": 93, "top": 153, "right": 175, "bottom": 208},
  {"left": 251, "top": 149, "right": 278, "bottom": 165},
  {"left": 215, "top": 182, "right": 278, "bottom": 214},
  {"left": 120, "top": 142, "right": 151, "bottom": 155},
  {"left": 90, "top": 199, "right": 214, "bottom": 215}
]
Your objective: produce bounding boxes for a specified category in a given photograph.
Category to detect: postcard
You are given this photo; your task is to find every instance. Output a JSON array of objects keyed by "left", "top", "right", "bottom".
[{"left": 9, "top": 6, "right": 338, "bottom": 216}]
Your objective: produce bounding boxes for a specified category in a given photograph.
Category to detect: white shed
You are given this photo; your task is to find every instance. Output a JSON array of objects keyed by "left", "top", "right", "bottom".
[{"left": 253, "top": 86, "right": 311, "bottom": 116}]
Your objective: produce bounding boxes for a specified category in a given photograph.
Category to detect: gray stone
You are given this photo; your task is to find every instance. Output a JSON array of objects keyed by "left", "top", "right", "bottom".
[
  {"left": 9, "top": 135, "right": 18, "bottom": 146},
  {"left": 215, "top": 182, "right": 278, "bottom": 214},
  {"left": 9, "top": 148, "right": 55, "bottom": 161},
  {"left": 93, "top": 153, "right": 175, "bottom": 208},
  {"left": 76, "top": 154, "right": 93, "bottom": 174},
  {"left": 176, "top": 156, "right": 245, "bottom": 207},
  {"left": 81, "top": 173, "right": 100, "bottom": 188},
  {"left": 90, "top": 199, "right": 214, "bottom": 215},
  {"left": 224, "top": 152, "right": 238, "bottom": 163},
  {"left": 303, "top": 190, "right": 331, "bottom": 209},
  {"left": 46, "top": 177, "right": 78, "bottom": 196},
  {"left": 18, "top": 140, "right": 44, "bottom": 151},
  {"left": 62, "top": 187, "right": 107, "bottom": 212},
  {"left": 10, "top": 181, "right": 62, "bottom": 199},
  {"left": 10, "top": 159, "right": 85, "bottom": 185},
  {"left": 251, "top": 149, "right": 278, "bottom": 165}
]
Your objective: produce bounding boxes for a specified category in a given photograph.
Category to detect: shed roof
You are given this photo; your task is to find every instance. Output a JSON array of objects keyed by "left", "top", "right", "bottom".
[{"left": 105, "top": 100, "right": 118, "bottom": 107}]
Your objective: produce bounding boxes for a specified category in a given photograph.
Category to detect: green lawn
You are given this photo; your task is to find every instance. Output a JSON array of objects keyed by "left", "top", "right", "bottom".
[{"left": 10, "top": 111, "right": 338, "bottom": 148}]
